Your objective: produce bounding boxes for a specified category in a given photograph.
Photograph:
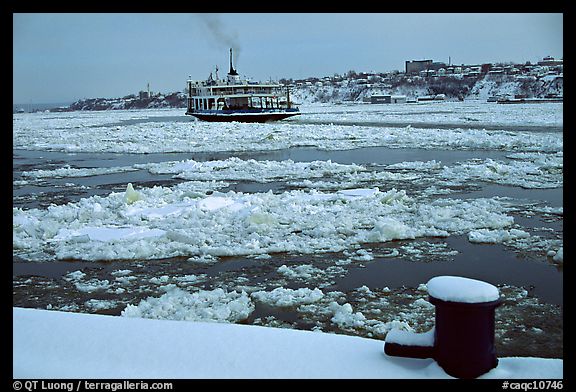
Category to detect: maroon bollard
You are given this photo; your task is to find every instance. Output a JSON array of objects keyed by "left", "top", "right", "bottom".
[{"left": 384, "top": 276, "right": 501, "bottom": 378}]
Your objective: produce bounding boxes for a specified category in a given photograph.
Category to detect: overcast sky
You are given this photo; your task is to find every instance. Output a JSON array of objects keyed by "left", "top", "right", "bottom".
[{"left": 13, "top": 13, "right": 563, "bottom": 104}]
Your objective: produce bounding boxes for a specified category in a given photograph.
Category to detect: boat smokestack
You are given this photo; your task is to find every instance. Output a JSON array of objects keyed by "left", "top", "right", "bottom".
[{"left": 228, "top": 48, "right": 238, "bottom": 76}]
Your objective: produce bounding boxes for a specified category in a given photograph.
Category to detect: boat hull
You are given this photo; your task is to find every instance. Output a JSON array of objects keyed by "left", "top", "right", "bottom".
[{"left": 186, "top": 110, "right": 300, "bottom": 123}]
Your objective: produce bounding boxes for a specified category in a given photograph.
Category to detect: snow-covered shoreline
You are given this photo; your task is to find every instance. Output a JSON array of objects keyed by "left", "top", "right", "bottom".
[{"left": 13, "top": 307, "right": 563, "bottom": 379}]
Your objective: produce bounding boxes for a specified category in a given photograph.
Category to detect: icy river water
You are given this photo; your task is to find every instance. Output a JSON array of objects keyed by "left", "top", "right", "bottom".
[{"left": 13, "top": 101, "right": 563, "bottom": 358}]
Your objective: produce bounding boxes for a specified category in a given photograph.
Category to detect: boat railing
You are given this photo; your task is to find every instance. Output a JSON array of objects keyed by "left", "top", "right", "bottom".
[{"left": 196, "top": 107, "right": 299, "bottom": 114}]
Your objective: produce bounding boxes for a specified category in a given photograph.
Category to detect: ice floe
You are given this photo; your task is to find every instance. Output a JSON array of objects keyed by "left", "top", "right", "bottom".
[
  {"left": 440, "top": 155, "right": 563, "bottom": 189},
  {"left": 13, "top": 105, "right": 562, "bottom": 154},
  {"left": 14, "top": 185, "right": 521, "bottom": 261},
  {"left": 252, "top": 287, "right": 325, "bottom": 307},
  {"left": 548, "top": 247, "right": 563, "bottom": 263},
  {"left": 138, "top": 157, "right": 364, "bottom": 183},
  {"left": 16, "top": 149, "right": 561, "bottom": 197},
  {"left": 468, "top": 228, "right": 531, "bottom": 244},
  {"left": 84, "top": 299, "right": 118, "bottom": 311},
  {"left": 21, "top": 165, "right": 138, "bottom": 179},
  {"left": 121, "top": 286, "right": 254, "bottom": 323},
  {"left": 277, "top": 264, "right": 323, "bottom": 280},
  {"left": 54, "top": 226, "right": 166, "bottom": 242},
  {"left": 298, "top": 101, "right": 563, "bottom": 128}
]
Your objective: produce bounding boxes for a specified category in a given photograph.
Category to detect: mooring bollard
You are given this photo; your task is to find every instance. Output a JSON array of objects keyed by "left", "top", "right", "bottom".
[{"left": 384, "top": 276, "right": 501, "bottom": 379}]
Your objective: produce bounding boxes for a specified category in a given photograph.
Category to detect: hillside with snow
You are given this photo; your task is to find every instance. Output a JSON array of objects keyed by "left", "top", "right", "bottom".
[
  {"left": 46, "top": 73, "right": 563, "bottom": 112},
  {"left": 291, "top": 74, "right": 563, "bottom": 105}
]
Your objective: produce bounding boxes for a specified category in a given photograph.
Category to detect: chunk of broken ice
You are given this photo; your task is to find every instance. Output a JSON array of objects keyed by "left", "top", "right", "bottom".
[{"left": 124, "top": 183, "right": 141, "bottom": 204}]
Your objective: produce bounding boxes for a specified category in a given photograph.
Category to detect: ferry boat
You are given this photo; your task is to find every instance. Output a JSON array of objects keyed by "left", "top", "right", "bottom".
[{"left": 185, "top": 49, "right": 300, "bottom": 122}]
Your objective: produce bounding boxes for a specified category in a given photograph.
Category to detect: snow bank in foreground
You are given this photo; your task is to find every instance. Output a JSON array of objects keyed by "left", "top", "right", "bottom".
[
  {"left": 13, "top": 185, "right": 516, "bottom": 261},
  {"left": 13, "top": 307, "right": 562, "bottom": 379}
]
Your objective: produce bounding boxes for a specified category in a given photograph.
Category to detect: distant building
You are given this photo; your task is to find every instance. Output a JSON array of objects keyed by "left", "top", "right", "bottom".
[
  {"left": 429, "top": 62, "right": 448, "bottom": 71},
  {"left": 488, "top": 69, "right": 504, "bottom": 76},
  {"left": 406, "top": 59, "right": 447, "bottom": 75},
  {"left": 370, "top": 95, "right": 407, "bottom": 104},
  {"left": 391, "top": 95, "right": 407, "bottom": 104},
  {"left": 417, "top": 94, "right": 445, "bottom": 102},
  {"left": 464, "top": 71, "right": 481, "bottom": 78},
  {"left": 419, "top": 69, "right": 436, "bottom": 78},
  {"left": 537, "top": 56, "right": 563, "bottom": 67},
  {"left": 406, "top": 60, "right": 433, "bottom": 74},
  {"left": 139, "top": 83, "right": 152, "bottom": 99}
]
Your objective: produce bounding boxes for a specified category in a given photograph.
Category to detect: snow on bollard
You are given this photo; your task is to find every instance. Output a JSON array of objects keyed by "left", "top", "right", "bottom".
[
  {"left": 384, "top": 276, "right": 501, "bottom": 379},
  {"left": 384, "top": 327, "right": 435, "bottom": 359}
]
